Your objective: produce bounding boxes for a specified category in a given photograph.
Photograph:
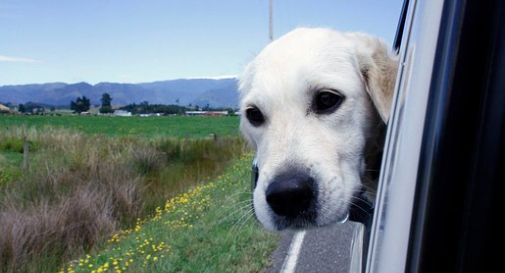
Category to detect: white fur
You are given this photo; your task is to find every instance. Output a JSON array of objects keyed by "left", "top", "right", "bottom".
[{"left": 239, "top": 28, "right": 396, "bottom": 230}]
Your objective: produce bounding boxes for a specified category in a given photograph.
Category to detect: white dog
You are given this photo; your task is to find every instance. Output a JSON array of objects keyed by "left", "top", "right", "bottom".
[{"left": 239, "top": 28, "right": 397, "bottom": 230}]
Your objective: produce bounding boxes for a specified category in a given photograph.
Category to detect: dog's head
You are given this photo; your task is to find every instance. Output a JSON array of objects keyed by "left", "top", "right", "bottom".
[{"left": 239, "top": 28, "right": 397, "bottom": 230}]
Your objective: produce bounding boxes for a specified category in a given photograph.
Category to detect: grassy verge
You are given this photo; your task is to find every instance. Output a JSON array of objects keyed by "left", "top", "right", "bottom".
[
  {"left": 60, "top": 154, "right": 278, "bottom": 273},
  {"left": 0, "top": 126, "right": 255, "bottom": 273}
]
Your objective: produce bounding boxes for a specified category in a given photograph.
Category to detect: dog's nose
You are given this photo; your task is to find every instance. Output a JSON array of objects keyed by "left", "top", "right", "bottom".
[{"left": 266, "top": 172, "right": 315, "bottom": 217}]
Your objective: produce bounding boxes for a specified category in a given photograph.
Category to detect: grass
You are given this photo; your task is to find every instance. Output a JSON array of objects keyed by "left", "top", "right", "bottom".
[
  {"left": 0, "top": 121, "right": 277, "bottom": 273},
  {"left": 0, "top": 152, "right": 22, "bottom": 186},
  {"left": 0, "top": 115, "right": 240, "bottom": 138},
  {"left": 60, "top": 155, "right": 278, "bottom": 273}
]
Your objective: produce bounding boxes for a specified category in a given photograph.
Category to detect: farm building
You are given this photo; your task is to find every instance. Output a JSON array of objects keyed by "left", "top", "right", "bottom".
[
  {"left": 139, "top": 113, "right": 162, "bottom": 117},
  {"left": 185, "top": 111, "right": 228, "bottom": 116},
  {"left": 0, "top": 103, "right": 11, "bottom": 113},
  {"left": 113, "top": 110, "right": 132, "bottom": 117}
]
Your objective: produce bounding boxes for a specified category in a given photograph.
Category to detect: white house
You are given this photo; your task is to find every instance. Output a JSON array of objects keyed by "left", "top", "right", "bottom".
[
  {"left": 0, "top": 103, "right": 11, "bottom": 113},
  {"left": 185, "top": 111, "right": 228, "bottom": 116},
  {"left": 113, "top": 110, "right": 132, "bottom": 117}
]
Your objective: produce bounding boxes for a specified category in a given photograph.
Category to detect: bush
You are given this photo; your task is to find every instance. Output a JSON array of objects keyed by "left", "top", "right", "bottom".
[
  {"left": 0, "top": 137, "right": 38, "bottom": 154},
  {"left": 0, "top": 169, "right": 18, "bottom": 187},
  {"left": 0, "top": 138, "right": 24, "bottom": 153}
]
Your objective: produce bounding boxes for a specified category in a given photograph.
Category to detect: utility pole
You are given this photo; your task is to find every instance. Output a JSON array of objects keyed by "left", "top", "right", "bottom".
[{"left": 269, "top": 0, "right": 273, "bottom": 41}]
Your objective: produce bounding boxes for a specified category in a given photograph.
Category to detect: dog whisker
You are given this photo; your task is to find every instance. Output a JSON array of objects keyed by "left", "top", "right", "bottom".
[
  {"left": 212, "top": 202, "right": 253, "bottom": 227},
  {"left": 343, "top": 200, "right": 371, "bottom": 215},
  {"left": 229, "top": 208, "right": 255, "bottom": 234},
  {"left": 213, "top": 201, "right": 251, "bottom": 219},
  {"left": 349, "top": 195, "right": 372, "bottom": 204}
]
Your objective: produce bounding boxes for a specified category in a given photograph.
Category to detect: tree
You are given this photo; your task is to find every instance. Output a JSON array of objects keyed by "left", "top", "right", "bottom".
[
  {"left": 99, "top": 93, "right": 113, "bottom": 114},
  {"left": 70, "top": 96, "right": 90, "bottom": 114},
  {"left": 18, "top": 104, "right": 26, "bottom": 113}
]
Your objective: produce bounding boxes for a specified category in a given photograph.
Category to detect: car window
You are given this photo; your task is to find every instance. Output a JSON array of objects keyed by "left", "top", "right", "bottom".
[{"left": 366, "top": 1, "right": 445, "bottom": 272}]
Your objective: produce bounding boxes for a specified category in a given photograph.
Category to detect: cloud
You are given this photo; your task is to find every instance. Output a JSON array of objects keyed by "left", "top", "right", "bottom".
[{"left": 0, "top": 55, "right": 39, "bottom": 63}]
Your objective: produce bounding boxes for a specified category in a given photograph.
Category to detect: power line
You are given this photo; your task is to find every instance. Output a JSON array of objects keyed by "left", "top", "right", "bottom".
[{"left": 269, "top": 0, "right": 273, "bottom": 41}]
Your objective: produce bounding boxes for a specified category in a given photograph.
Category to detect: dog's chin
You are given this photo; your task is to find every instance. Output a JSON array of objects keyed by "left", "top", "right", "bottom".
[
  {"left": 264, "top": 209, "right": 350, "bottom": 231},
  {"left": 270, "top": 212, "right": 317, "bottom": 231}
]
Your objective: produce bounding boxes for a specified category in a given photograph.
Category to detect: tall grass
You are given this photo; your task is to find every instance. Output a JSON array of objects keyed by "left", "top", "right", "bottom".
[
  {"left": 0, "top": 126, "right": 247, "bottom": 273},
  {"left": 63, "top": 155, "right": 278, "bottom": 273}
]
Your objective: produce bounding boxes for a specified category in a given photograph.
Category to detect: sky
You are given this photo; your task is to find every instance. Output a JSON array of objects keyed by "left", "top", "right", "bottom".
[{"left": 0, "top": 0, "right": 403, "bottom": 85}]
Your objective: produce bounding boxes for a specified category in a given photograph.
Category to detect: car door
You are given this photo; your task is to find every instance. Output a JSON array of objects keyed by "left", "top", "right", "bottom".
[{"left": 364, "top": 0, "right": 504, "bottom": 273}]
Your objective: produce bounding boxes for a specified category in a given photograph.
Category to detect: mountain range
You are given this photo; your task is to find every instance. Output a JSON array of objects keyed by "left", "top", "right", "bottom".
[{"left": 0, "top": 77, "right": 239, "bottom": 108}]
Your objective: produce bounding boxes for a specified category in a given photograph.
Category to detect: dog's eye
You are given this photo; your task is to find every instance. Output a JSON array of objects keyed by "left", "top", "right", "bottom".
[
  {"left": 246, "top": 106, "right": 265, "bottom": 126},
  {"left": 313, "top": 90, "right": 344, "bottom": 114}
]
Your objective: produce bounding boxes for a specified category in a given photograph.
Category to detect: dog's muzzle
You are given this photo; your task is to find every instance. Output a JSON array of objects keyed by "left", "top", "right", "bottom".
[{"left": 251, "top": 158, "right": 374, "bottom": 226}]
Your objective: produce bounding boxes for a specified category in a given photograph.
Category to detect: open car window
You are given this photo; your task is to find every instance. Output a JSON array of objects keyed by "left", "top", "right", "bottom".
[{"left": 365, "top": 0, "right": 505, "bottom": 273}]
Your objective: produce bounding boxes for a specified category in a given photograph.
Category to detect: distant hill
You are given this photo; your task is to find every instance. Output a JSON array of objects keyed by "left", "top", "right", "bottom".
[{"left": 0, "top": 78, "right": 239, "bottom": 108}]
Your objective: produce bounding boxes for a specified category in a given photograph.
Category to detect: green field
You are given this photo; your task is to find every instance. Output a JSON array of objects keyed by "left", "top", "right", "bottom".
[{"left": 0, "top": 115, "right": 240, "bottom": 138}]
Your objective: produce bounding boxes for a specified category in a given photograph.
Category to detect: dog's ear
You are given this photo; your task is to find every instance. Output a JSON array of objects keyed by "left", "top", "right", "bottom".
[{"left": 354, "top": 34, "right": 398, "bottom": 123}]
